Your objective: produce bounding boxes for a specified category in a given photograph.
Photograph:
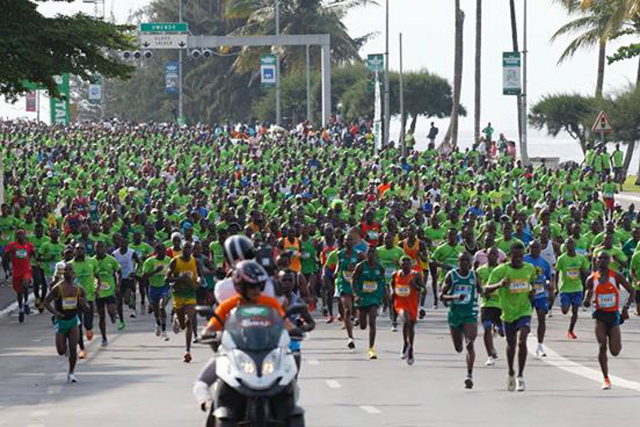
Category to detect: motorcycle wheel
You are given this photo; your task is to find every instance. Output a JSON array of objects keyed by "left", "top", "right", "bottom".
[
  {"left": 215, "top": 418, "right": 235, "bottom": 427},
  {"left": 288, "top": 414, "right": 305, "bottom": 427}
]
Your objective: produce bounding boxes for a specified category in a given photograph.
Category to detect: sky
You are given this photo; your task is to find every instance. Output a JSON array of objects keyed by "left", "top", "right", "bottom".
[{"left": 2, "top": 0, "right": 639, "bottom": 137}]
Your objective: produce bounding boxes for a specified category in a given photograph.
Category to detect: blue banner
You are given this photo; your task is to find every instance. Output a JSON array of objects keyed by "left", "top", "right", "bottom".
[{"left": 165, "top": 62, "right": 179, "bottom": 94}]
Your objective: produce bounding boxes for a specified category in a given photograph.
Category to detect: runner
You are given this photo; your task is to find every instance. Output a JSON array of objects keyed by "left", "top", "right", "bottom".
[
  {"left": 131, "top": 231, "right": 154, "bottom": 313},
  {"left": 43, "top": 263, "right": 89, "bottom": 383},
  {"left": 112, "top": 236, "right": 141, "bottom": 328},
  {"left": 94, "top": 241, "right": 121, "bottom": 346},
  {"left": 555, "top": 237, "right": 590, "bottom": 339},
  {"left": 400, "top": 226, "right": 429, "bottom": 319},
  {"left": 4, "top": 230, "right": 36, "bottom": 323},
  {"left": 432, "top": 228, "right": 466, "bottom": 308},
  {"left": 584, "top": 251, "right": 636, "bottom": 390},
  {"left": 486, "top": 242, "right": 536, "bottom": 392},
  {"left": 476, "top": 246, "right": 503, "bottom": 366},
  {"left": 523, "top": 240, "right": 553, "bottom": 358},
  {"left": 70, "top": 243, "right": 99, "bottom": 359},
  {"left": 319, "top": 224, "right": 338, "bottom": 323},
  {"left": 391, "top": 256, "right": 423, "bottom": 365},
  {"left": 440, "top": 251, "right": 481, "bottom": 389},
  {"left": 377, "top": 232, "right": 405, "bottom": 331},
  {"left": 352, "top": 245, "right": 387, "bottom": 360},
  {"left": 168, "top": 241, "right": 203, "bottom": 363}
]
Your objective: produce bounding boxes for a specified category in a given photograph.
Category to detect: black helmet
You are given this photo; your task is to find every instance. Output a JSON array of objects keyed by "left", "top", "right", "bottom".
[
  {"left": 224, "top": 235, "right": 254, "bottom": 265},
  {"left": 233, "top": 260, "right": 268, "bottom": 298}
]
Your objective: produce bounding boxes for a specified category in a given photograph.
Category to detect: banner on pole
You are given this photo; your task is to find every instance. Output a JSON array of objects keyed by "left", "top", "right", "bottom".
[
  {"left": 165, "top": 62, "right": 179, "bottom": 94},
  {"left": 50, "top": 74, "right": 71, "bottom": 125},
  {"left": 260, "top": 54, "right": 277, "bottom": 88},
  {"left": 374, "top": 72, "right": 382, "bottom": 151},
  {"left": 88, "top": 75, "right": 102, "bottom": 104},
  {"left": 503, "top": 52, "right": 521, "bottom": 96},
  {"left": 25, "top": 92, "right": 36, "bottom": 112}
]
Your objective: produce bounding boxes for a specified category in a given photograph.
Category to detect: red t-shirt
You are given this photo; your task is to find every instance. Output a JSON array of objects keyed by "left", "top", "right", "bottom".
[{"left": 5, "top": 241, "right": 34, "bottom": 277}]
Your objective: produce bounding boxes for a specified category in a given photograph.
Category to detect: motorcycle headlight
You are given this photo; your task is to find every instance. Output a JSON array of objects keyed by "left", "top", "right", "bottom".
[
  {"left": 232, "top": 350, "right": 256, "bottom": 375},
  {"left": 261, "top": 348, "right": 282, "bottom": 376}
]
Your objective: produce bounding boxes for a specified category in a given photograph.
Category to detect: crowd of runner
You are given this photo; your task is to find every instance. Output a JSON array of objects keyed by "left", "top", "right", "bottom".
[{"left": 0, "top": 119, "right": 636, "bottom": 391}]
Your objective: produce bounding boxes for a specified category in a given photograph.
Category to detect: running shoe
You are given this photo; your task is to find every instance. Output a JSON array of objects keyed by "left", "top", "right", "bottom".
[
  {"left": 548, "top": 310, "right": 553, "bottom": 318},
  {"left": 464, "top": 375, "right": 473, "bottom": 390},
  {"left": 183, "top": 352, "right": 192, "bottom": 363},
  {"left": 154, "top": 324, "right": 161, "bottom": 336},
  {"left": 78, "top": 350, "right": 88, "bottom": 360},
  {"left": 401, "top": 343, "right": 409, "bottom": 360},
  {"left": 507, "top": 375, "right": 516, "bottom": 392},
  {"left": 101, "top": 338, "right": 108, "bottom": 347},
  {"left": 326, "top": 315, "right": 334, "bottom": 324},
  {"left": 432, "top": 303, "right": 438, "bottom": 310},
  {"left": 602, "top": 378, "right": 611, "bottom": 390},
  {"left": 353, "top": 317, "right": 359, "bottom": 327},
  {"left": 347, "top": 338, "right": 355, "bottom": 349},
  {"left": 67, "top": 373, "right": 78, "bottom": 383},
  {"left": 407, "top": 350, "right": 415, "bottom": 366},
  {"left": 516, "top": 377, "right": 526, "bottom": 392},
  {"left": 18, "top": 311, "right": 24, "bottom": 323},
  {"left": 322, "top": 307, "right": 328, "bottom": 317},
  {"left": 130, "top": 307, "right": 137, "bottom": 319},
  {"left": 536, "top": 345, "right": 546, "bottom": 358},
  {"left": 35, "top": 297, "right": 43, "bottom": 313},
  {"left": 24, "top": 304, "right": 31, "bottom": 315},
  {"left": 391, "top": 323, "right": 398, "bottom": 332},
  {"left": 118, "top": 321, "right": 126, "bottom": 331},
  {"left": 567, "top": 331, "right": 577, "bottom": 340},
  {"left": 86, "top": 330, "right": 94, "bottom": 341},
  {"left": 161, "top": 331, "right": 169, "bottom": 341},
  {"left": 419, "top": 308, "right": 426, "bottom": 319},
  {"left": 485, "top": 357, "right": 496, "bottom": 366},
  {"left": 128, "top": 295, "right": 136, "bottom": 310},
  {"left": 367, "top": 348, "right": 377, "bottom": 360}
]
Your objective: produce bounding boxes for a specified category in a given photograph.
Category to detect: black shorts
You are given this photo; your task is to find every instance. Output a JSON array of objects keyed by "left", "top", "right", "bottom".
[
  {"left": 96, "top": 296, "right": 117, "bottom": 310},
  {"left": 121, "top": 278, "right": 136, "bottom": 293},
  {"left": 593, "top": 310, "right": 621, "bottom": 332},
  {"left": 480, "top": 307, "right": 502, "bottom": 329}
]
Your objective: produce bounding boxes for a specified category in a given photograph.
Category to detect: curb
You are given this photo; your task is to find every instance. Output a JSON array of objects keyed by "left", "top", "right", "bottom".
[{"left": 0, "top": 293, "right": 35, "bottom": 320}]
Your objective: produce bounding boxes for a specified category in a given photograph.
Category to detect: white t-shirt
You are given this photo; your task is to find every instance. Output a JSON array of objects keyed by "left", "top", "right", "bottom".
[
  {"left": 112, "top": 248, "right": 135, "bottom": 279},
  {"left": 214, "top": 276, "right": 277, "bottom": 304}
]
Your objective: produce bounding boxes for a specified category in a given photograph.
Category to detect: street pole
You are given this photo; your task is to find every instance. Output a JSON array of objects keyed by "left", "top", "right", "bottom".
[
  {"left": 306, "top": 44, "right": 311, "bottom": 123},
  {"left": 178, "top": 0, "right": 184, "bottom": 125},
  {"left": 36, "top": 90, "right": 40, "bottom": 123},
  {"left": 275, "top": 0, "right": 282, "bottom": 125},
  {"left": 384, "top": 0, "right": 390, "bottom": 147},
  {"left": 521, "top": 0, "right": 529, "bottom": 165},
  {"left": 399, "top": 33, "right": 405, "bottom": 158}
]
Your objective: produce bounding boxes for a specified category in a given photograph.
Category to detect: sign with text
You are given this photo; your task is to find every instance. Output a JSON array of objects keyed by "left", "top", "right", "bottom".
[
  {"left": 260, "top": 54, "right": 277, "bottom": 88},
  {"left": 503, "top": 52, "right": 521, "bottom": 96},
  {"left": 140, "top": 22, "right": 188, "bottom": 33},
  {"left": 50, "top": 74, "right": 70, "bottom": 125},
  {"left": 165, "top": 62, "right": 179, "bottom": 94},
  {"left": 140, "top": 34, "right": 188, "bottom": 49}
]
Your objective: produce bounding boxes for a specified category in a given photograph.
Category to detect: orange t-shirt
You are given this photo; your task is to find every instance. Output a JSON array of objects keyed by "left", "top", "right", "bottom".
[{"left": 208, "top": 295, "right": 285, "bottom": 330}]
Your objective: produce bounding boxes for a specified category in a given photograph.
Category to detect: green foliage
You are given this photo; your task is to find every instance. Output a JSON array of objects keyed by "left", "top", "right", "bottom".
[
  {"left": 607, "top": 86, "right": 640, "bottom": 143},
  {"left": 0, "top": 0, "right": 135, "bottom": 100}
]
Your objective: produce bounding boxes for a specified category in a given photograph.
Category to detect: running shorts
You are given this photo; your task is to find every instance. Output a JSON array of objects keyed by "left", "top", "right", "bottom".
[
  {"left": 148, "top": 285, "right": 169, "bottom": 304},
  {"left": 504, "top": 316, "right": 532, "bottom": 338},
  {"left": 532, "top": 297, "right": 550, "bottom": 313},
  {"left": 55, "top": 315, "right": 79, "bottom": 336},
  {"left": 96, "top": 296, "right": 116, "bottom": 309},
  {"left": 593, "top": 310, "right": 621, "bottom": 332},
  {"left": 560, "top": 291, "right": 583, "bottom": 310},
  {"left": 480, "top": 307, "right": 503, "bottom": 330},
  {"left": 173, "top": 295, "right": 196, "bottom": 310},
  {"left": 12, "top": 273, "right": 32, "bottom": 293}
]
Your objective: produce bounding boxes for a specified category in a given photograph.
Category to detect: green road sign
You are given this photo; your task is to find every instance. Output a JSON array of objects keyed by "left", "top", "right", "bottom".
[
  {"left": 367, "top": 54, "right": 384, "bottom": 73},
  {"left": 140, "top": 23, "right": 188, "bottom": 33}
]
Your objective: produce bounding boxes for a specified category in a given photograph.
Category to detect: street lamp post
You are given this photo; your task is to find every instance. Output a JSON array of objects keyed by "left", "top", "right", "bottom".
[
  {"left": 384, "top": 0, "right": 390, "bottom": 147},
  {"left": 521, "top": 0, "right": 529, "bottom": 166},
  {"left": 275, "top": 0, "right": 282, "bottom": 125},
  {"left": 178, "top": 0, "right": 184, "bottom": 125}
]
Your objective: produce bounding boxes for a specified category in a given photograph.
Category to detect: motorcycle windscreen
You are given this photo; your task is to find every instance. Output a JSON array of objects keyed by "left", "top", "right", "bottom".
[{"left": 225, "top": 305, "right": 285, "bottom": 352}]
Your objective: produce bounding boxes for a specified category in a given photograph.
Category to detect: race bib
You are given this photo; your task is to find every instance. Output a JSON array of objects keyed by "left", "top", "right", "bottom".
[
  {"left": 395, "top": 285, "right": 410, "bottom": 297},
  {"left": 343, "top": 270, "right": 354, "bottom": 281},
  {"left": 289, "top": 249, "right": 298, "bottom": 258},
  {"left": 61, "top": 297, "right": 77, "bottom": 310},
  {"left": 302, "top": 252, "right": 311, "bottom": 260},
  {"left": 453, "top": 285, "right": 472, "bottom": 304},
  {"left": 367, "top": 230, "right": 379, "bottom": 240},
  {"left": 597, "top": 293, "right": 616, "bottom": 308},
  {"left": 362, "top": 281, "right": 377, "bottom": 293},
  {"left": 566, "top": 269, "right": 579, "bottom": 280},
  {"left": 509, "top": 280, "right": 529, "bottom": 294},
  {"left": 16, "top": 249, "right": 27, "bottom": 259},
  {"left": 100, "top": 281, "right": 111, "bottom": 291}
]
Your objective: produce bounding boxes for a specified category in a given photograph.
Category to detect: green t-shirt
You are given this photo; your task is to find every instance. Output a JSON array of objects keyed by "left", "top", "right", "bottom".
[
  {"left": 130, "top": 242, "right": 154, "bottom": 272},
  {"left": 495, "top": 237, "right": 524, "bottom": 256},
  {"left": 95, "top": 255, "right": 121, "bottom": 298},
  {"left": 432, "top": 243, "right": 465, "bottom": 271},
  {"left": 630, "top": 251, "right": 640, "bottom": 290},
  {"left": 143, "top": 256, "right": 171, "bottom": 288},
  {"left": 377, "top": 245, "right": 405, "bottom": 281},
  {"left": 39, "top": 240, "right": 66, "bottom": 278},
  {"left": 476, "top": 264, "right": 500, "bottom": 308},
  {"left": 71, "top": 258, "right": 99, "bottom": 301},
  {"left": 602, "top": 182, "right": 617, "bottom": 198},
  {"left": 488, "top": 263, "right": 536, "bottom": 323},
  {"left": 556, "top": 253, "right": 588, "bottom": 293}
]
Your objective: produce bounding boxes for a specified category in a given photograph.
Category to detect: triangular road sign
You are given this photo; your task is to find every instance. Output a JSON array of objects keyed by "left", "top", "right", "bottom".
[{"left": 592, "top": 111, "right": 613, "bottom": 133}]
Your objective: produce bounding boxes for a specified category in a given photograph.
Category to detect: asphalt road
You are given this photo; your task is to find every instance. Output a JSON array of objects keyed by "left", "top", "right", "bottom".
[{"left": 1, "top": 296, "right": 639, "bottom": 427}]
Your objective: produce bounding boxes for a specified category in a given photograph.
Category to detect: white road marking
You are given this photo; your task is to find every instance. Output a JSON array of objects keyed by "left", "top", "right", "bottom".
[
  {"left": 54, "top": 373, "right": 66, "bottom": 381},
  {"left": 527, "top": 336, "right": 640, "bottom": 391},
  {"left": 32, "top": 338, "right": 43, "bottom": 343},
  {"left": 0, "top": 293, "right": 35, "bottom": 319},
  {"left": 307, "top": 359, "right": 320, "bottom": 365},
  {"left": 27, "top": 424, "right": 45, "bottom": 427},
  {"left": 360, "top": 405, "right": 381, "bottom": 414},
  {"left": 46, "top": 385, "right": 62, "bottom": 394},
  {"left": 29, "top": 410, "right": 49, "bottom": 418},
  {"left": 38, "top": 400, "right": 53, "bottom": 407},
  {"left": 325, "top": 380, "right": 342, "bottom": 389}
]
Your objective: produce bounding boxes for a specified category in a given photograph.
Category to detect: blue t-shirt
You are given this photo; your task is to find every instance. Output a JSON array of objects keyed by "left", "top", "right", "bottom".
[{"left": 523, "top": 254, "right": 552, "bottom": 299}]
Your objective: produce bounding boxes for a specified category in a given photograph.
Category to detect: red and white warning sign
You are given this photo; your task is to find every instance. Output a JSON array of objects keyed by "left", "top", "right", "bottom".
[{"left": 592, "top": 111, "right": 613, "bottom": 133}]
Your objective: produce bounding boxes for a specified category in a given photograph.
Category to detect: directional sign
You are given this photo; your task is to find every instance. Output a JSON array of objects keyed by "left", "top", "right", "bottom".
[
  {"left": 140, "top": 23, "right": 188, "bottom": 33},
  {"left": 592, "top": 111, "right": 613, "bottom": 133},
  {"left": 367, "top": 54, "right": 384, "bottom": 73},
  {"left": 140, "top": 34, "right": 188, "bottom": 49}
]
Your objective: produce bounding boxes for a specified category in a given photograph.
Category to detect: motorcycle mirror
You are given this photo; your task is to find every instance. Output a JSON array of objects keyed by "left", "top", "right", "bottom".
[{"left": 195, "top": 305, "right": 215, "bottom": 318}]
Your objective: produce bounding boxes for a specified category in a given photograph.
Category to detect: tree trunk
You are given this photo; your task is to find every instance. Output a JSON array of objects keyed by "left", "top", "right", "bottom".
[
  {"left": 474, "top": 0, "right": 482, "bottom": 145},
  {"left": 409, "top": 114, "right": 418, "bottom": 135},
  {"left": 636, "top": 54, "right": 640, "bottom": 88},
  {"left": 509, "top": 0, "right": 524, "bottom": 149},
  {"left": 449, "top": 0, "right": 465, "bottom": 147},
  {"left": 595, "top": 39, "right": 606, "bottom": 98},
  {"left": 623, "top": 141, "right": 636, "bottom": 176}
]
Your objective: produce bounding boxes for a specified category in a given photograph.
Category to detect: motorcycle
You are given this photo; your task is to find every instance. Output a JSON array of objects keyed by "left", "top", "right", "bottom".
[{"left": 196, "top": 304, "right": 306, "bottom": 427}]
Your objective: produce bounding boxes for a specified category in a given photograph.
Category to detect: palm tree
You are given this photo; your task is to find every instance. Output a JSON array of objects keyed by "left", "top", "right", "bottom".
[
  {"left": 224, "top": 0, "right": 377, "bottom": 75},
  {"left": 448, "top": 0, "right": 465, "bottom": 147},
  {"left": 509, "top": 0, "right": 524, "bottom": 151},
  {"left": 552, "top": 0, "right": 620, "bottom": 97},
  {"left": 474, "top": 0, "right": 482, "bottom": 144}
]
